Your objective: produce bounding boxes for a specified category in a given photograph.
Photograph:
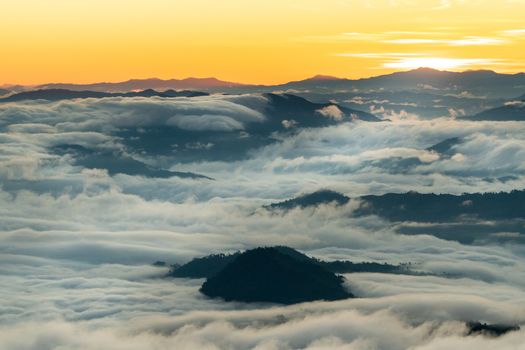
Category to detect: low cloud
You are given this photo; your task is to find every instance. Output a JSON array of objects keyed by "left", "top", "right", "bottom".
[
  {"left": 167, "top": 114, "right": 245, "bottom": 131},
  {"left": 316, "top": 105, "right": 344, "bottom": 121},
  {"left": 1, "top": 96, "right": 525, "bottom": 349}
]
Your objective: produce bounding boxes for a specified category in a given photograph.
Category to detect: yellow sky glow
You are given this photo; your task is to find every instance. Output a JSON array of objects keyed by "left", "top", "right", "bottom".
[{"left": 1, "top": 0, "right": 524, "bottom": 85}]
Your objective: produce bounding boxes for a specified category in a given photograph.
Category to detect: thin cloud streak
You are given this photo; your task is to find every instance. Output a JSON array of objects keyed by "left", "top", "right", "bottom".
[
  {"left": 335, "top": 52, "right": 427, "bottom": 58},
  {"left": 383, "top": 36, "right": 506, "bottom": 46},
  {"left": 501, "top": 29, "right": 525, "bottom": 35},
  {"left": 382, "top": 57, "right": 504, "bottom": 70}
]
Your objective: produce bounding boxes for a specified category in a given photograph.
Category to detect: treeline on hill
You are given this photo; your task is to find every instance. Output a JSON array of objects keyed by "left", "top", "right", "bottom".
[
  {"left": 357, "top": 190, "right": 525, "bottom": 222},
  {"left": 169, "top": 246, "right": 412, "bottom": 279}
]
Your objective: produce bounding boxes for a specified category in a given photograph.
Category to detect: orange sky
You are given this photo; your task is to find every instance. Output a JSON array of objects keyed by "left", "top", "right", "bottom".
[{"left": 1, "top": 0, "right": 525, "bottom": 85}]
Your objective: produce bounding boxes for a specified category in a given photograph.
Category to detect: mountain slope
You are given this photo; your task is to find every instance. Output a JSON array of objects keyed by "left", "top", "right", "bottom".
[
  {"left": 469, "top": 100, "right": 525, "bottom": 121},
  {"left": 257, "top": 93, "right": 380, "bottom": 130}
]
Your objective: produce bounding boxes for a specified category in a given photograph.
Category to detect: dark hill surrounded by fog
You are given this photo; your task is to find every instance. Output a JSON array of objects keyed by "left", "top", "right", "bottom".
[
  {"left": 169, "top": 246, "right": 417, "bottom": 304},
  {"left": 198, "top": 247, "right": 353, "bottom": 304},
  {"left": 266, "top": 189, "right": 525, "bottom": 222},
  {"left": 466, "top": 322, "right": 520, "bottom": 337}
]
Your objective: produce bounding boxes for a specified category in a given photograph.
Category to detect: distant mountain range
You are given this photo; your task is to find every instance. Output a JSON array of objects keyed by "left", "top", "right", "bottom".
[
  {"left": 4, "top": 68, "right": 525, "bottom": 98},
  {"left": 34, "top": 77, "right": 244, "bottom": 92},
  {"left": 0, "top": 88, "right": 208, "bottom": 103},
  {"left": 268, "top": 68, "right": 525, "bottom": 98}
]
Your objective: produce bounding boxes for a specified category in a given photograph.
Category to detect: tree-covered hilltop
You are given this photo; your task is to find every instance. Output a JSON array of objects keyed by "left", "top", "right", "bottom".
[
  {"left": 199, "top": 247, "right": 353, "bottom": 304},
  {"left": 265, "top": 190, "right": 349, "bottom": 211}
]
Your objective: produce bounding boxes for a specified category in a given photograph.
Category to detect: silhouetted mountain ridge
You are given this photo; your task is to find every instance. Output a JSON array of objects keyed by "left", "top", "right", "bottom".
[
  {"left": 8, "top": 69, "right": 525, "bottom": 98},
  {"left": 0, "top": 88, "right": 208, "bottom": 103},
  {"left": 35, "top": 77, "right": 243, "bottom": 92},
  {"left": 469, "top": 100, "right": 525, "bottom": 121},
  {"left": 269, "top": 68, "right": 525, "bottom": 98}
]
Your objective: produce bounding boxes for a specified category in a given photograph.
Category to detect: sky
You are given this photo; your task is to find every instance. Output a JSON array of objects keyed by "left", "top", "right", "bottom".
[{"left": 1, "top": 0, "right": 525, "bottom": 85}]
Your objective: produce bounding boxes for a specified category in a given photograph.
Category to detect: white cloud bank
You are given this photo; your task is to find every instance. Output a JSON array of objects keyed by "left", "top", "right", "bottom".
[{"left": 1, "top": 96, "right": 525, "bottom": 349}]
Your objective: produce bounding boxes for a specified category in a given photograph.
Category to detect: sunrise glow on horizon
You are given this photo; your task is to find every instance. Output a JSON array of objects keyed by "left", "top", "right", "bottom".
[{"left": 1, "top": 0, "right": 525, "bottom": 85}]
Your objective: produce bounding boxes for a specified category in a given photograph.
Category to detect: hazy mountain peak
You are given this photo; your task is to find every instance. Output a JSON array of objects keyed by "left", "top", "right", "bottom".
[
  {"left": 308, "top": 74, "right": 343, "bottom": 81},
  {"left": 411, "top": 67, "right": 443, "bottom": 73}
]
